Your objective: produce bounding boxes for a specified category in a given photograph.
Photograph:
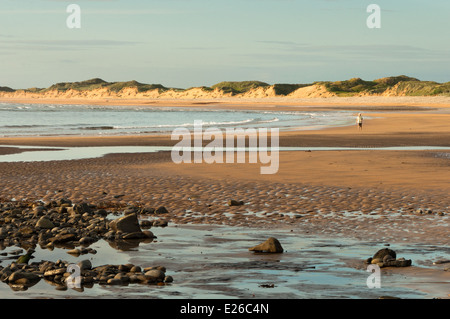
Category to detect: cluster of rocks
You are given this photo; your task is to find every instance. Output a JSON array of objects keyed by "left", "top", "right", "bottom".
[
  {"left": 0, "top": 199, "right": 170, "bottom": 251},
  {"left": 0, "top": 258, "right": 173, "bottom": 291},
  {"left": 248, "top": 240, "right": 412, "bottom": 270},
  {"left": 365, "top": 248, "right": 412, "bottom": 268},
  {"left": 0, "top": 199, "right": 174, "bottom": 291},
  {"left": 415, "top": 209, "right": 446, "bottom": 216}
]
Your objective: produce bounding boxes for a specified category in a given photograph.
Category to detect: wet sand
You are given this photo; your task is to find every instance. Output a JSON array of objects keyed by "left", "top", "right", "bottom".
[{"left": 0, "top": 101, "right": 449, "bottom": 298}]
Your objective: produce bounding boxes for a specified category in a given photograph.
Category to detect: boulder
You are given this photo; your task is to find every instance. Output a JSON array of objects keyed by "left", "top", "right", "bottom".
[
  {"left": 109, "top": 213, "right": 142, "bottom": 234},
  {"left": 77, "top": 259, "right": 92, "bottom": 271},
  {"left": 73, "top": 203, "right": 93, "bottom": 215},
  {"left": 8, "top": 271, "right": 40, "bottom": 284},
  {"left": 144, "top": 269, "right": 165, "bottom": 280},
  {"left": 155, "top": 206, "right": 169, "bottom": 214},
  {"left": 249, "top": 237, "right": 284, "bottom": 253},
  {"left": 367, "top": 248, "right": 411, "bottom": 268},
  {"left": 373, "top": 248, "right": 397, "bottom": 260},
  {"left": 36, "top": 216, "right": 55, "bottom": 229}
]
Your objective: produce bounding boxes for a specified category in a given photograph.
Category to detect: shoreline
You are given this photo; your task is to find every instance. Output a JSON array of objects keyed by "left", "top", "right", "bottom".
[{"left": 1, "top": 95, "right": 450, "bottom": 110}]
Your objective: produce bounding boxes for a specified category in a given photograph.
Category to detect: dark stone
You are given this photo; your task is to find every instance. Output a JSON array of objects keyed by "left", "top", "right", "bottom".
[
  {"left": 228, "top": 200, "right": 244, "bottom": 206},
  {"left": 155, "top": 206, "right": 169, "bottom": 214},
  {"left": 50, "top": 233, "right": 77, "bottom": 244},
  {"left": 373, "top": 248, "right": 396, "bottom": 260}
]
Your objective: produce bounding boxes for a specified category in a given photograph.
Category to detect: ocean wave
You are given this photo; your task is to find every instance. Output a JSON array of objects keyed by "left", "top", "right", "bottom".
[
  {"left": 1, "top": 124, "right": 49, "bottom": 128},
  {"left": 109, "top": 119, "right": 257, "bottom": 130},
  {"left": 78, "top": 126, "right": 116, "bottom": 130}
]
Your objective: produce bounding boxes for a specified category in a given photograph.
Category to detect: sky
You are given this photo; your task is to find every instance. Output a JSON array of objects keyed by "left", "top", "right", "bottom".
[{"left": 0, "top": 0, "right": 449, "bottom": 89}]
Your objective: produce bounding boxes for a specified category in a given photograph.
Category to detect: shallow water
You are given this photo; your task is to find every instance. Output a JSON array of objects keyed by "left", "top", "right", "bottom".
[
  {"left": 1, "top": 145, "right": 450, "bottom": 163},
  {"left": 0, "top": 223, "right": 447, "bottom": 299}
]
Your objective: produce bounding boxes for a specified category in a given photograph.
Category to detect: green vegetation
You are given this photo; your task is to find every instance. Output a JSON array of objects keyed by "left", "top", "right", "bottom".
[
  {"left": 314, "top": 75, "right": 448, "bottom": 97},
  {"left": 373, "top": 75, "right": 419, "bottom": 86},
  {"left": 44, "top": 78, "right": 168, "bottom": 93},
  {"left": 211, "top": 81, "right": 270, "bottom": 94},
  {"left": 390, "top": 81, "right": 450, "bottom": 96},
  {"left": 107, "top": 81, "right": 167, "bottom": 93},
  {"left": 24, "top": 87, "right": 45, "bottom": 93},
  {"left": 272, "top": 84, "right": 310, "bottom": 96},
  {"left": 0, "top": 86, "right": 15, "bottom": 92},
  {"left": 46, "top": 78, "right": 108, "bottom": 92},
  {"left": 316, "top": 77, "right": 381, "bottom": 96}
]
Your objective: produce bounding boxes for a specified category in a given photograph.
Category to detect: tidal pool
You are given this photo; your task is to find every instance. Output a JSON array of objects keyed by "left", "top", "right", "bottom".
[{"left": 0, "top": 223, "right": 447, "bottom": 299}]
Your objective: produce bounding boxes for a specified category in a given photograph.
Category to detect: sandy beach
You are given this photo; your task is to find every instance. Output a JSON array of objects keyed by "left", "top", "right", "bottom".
[{"left": 0, "top": 96, "right": 449, "bottom": 298}]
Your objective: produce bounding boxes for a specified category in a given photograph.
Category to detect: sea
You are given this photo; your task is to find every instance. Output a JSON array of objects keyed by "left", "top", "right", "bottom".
[{"left": 0, "top": 103, "right": 355, "bottom": 137}]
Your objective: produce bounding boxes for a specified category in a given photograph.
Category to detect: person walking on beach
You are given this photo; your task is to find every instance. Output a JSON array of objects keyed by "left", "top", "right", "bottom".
[{"left": 356, "top": 113, "right": 363, "bottom": 131}]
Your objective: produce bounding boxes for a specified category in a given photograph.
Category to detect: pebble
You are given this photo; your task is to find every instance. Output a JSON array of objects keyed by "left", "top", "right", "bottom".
[{"left": 0, "top": 259, "right": 173, "bottom": 289}]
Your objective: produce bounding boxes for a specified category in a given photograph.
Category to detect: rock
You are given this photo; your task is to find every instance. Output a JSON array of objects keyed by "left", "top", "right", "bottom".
[
  {"left": 33, "top": 206, "right": 46, "bottom": 217},
  {"left": 36, "top": 216, "right": 55, "bottom": 229},
  {"left": 142, "top": 230, "right": 156, "bottom": 239},
  {"left": 371, "top": 258, "right": 382, "bottom": 264},
  {"left": 107, "top": 278, "right": 123, "bottom": 285},
  {"left": 18, "top": 226, "right": 34, "bottom": 236},
  {"left": 155, "top": 206, "right": 169, "bottom": 214},
  {"left": 144, "top": 269, "right": 165, "bottom": 280},
  {"left": 164, "top": 275, "right": 173, "bottom": 283},
  {"left": 140, "top": 207, "right": 155, "bottom": 214},
  {"left": 77, "top": 260, "right": 92, "bottom": 271},
  {"left": 118, "top": 264, "right": 130, "bottom": 272},
  {"left": 79, "top": 236, "right": 96, "bottom": 246},
  {"left": 67, "top": 249, "right": 81, "bottom": 256},
  {"left": 44, "top": 268, "right": 66, "bottom": 277},
  {"left": 108, "top": 213, "right": 142, "bottom": 234},
  {"left": 95, "top": 209, "right": 108, "bottom": 217},
  {"left": 114, "top": 273, "right": 130, "bottom": 283},
  {"left": 73, "top": 203, "right": 93, "bottom": 215},
  {"left": 50, "top": 233, "right": 77, "bottom": 244},
  {"left": 152, "top": 219, "right": 168, "bottom": 227},
  {"left": 249, "top": 237, "right": 284, "bottom": 253},
  {"left": 8, "top": 271, "right": 40, "bottom": 284},
  {"left": 368, "top": 249, "right": 411, "bottom": 268},
  {"left": 124, "top": 206, "right": 139, "bottom": 215},
  {"left": 228, "top": 200, "right": 244, "bottom": 206},
  {"left": 373, "top": 248, "right": 396, "bottom": 260},
  {"left": 383, "top": 259, "right": 412, "bottom": 267},
  {"left": 58, "top": 198, "right": 72, "bottom": 206},
  {"left": 130, "top": 266, "right": 141, "bottom": 273},
  {"left": 140, "top": 220, "right": 153, "bottom": 228},
  {"left": 122, "top": 232, "right": 147, "bottom": 240}
]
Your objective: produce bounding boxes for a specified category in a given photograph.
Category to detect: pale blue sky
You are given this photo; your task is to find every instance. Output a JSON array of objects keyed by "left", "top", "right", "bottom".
[{"left": 0, "top": 0, "right": 449, "bottom": 89}]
